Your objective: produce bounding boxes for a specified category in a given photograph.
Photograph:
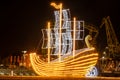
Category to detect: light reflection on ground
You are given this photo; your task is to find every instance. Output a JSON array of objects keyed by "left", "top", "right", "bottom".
[{"left": 0, "top": 76, "right": 120, "bottom": 80}]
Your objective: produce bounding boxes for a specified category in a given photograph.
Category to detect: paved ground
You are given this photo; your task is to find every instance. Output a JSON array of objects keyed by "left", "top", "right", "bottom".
[{"left": 0, "top": 76, "right": 120, "bottom": 80}]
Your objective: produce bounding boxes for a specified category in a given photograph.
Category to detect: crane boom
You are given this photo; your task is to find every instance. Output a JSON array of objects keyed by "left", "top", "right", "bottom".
[
  {"left": 100, "top": 16, "right": 120, "bottom": 58},
  {"left": 99, "top": 16, "right": 120, "bottom": 75}
]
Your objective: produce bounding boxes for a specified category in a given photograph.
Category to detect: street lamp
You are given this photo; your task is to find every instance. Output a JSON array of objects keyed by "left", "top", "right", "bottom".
[{"left": 22, "top": 50, "right": 27, "bottom": 66}]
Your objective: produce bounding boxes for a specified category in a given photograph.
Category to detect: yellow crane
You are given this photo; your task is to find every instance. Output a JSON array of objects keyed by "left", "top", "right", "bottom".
[
  {"left": 100, "top": 16, "right": 120, "bottom": 74},
  {"left": 100, "top": 16, "right": 120, "bottom": 58}
]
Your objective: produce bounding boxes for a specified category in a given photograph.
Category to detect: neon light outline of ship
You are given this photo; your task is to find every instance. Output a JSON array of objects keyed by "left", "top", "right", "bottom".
[{"left": 30, "top": 3, "right": 98, "bottom": 77}]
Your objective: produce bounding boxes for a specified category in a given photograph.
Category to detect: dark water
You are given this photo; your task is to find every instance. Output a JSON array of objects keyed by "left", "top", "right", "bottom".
[{"left": 0, "top": 76, "right": 120, "bottom": 80}]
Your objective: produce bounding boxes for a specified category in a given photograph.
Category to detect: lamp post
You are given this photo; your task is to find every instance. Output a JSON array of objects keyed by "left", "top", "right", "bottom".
[
  {"left": 22, "top": 50, "right": 27, "bottom": 66},
  {"left": 51, "top": 3, "right": 62, "bottom": 62}
]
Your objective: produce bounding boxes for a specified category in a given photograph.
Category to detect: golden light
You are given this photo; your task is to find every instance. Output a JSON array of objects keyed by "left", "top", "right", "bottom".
[
  {"left": 73, "top": 17, "right": 76, "bottom": 57},
  {"left": 58, "top": 2, "right": 62, "bottom": 62},
  {"left": 51, "top": 2, "right": 63, "bottom": 62},
  {"left": 29, "top": 2, "right": 99, "bottom": 77},
  {"left": 47, "top": 22, "right": 50, "bottom": 63},
  {"left": 50, "top": 2, "right": 62, "bottom": 9},
  {"left": 30, "top": 48, "right": 98, "bottom": 77}
]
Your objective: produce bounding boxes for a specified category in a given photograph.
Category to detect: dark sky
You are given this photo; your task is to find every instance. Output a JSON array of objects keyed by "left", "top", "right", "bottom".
[{"left": 0, "top": 0, "right": 120, "bottom": 57}]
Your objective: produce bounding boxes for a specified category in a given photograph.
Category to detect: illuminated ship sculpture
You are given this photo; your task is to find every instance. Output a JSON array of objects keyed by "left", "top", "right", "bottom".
[{"left": 30, "top": 3, "right": 98, "bottom": 77}]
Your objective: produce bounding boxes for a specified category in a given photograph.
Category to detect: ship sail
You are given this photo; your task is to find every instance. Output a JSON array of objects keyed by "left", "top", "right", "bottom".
[{"left": 42, "top": 9, "right": 84, "bottom": 55}]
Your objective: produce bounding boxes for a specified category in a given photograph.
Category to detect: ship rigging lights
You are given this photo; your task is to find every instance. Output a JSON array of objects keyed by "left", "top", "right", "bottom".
[{"left": 29, "top": 3, "right": 98, "bottom": 77}]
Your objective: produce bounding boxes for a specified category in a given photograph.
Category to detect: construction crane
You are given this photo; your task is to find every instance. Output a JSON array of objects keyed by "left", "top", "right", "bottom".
[
  {"left": 100, "top": 16, "right": 120, "bottom": 58},
  {"left": 84, "top": 24, "right": 99, "bottom": 47},
  {"left": 99, "top": 16, "right": 120, "bottom": 76}
]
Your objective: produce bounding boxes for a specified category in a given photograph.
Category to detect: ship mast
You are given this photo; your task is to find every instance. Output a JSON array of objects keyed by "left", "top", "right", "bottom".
[
  {"left": 51, "top": 2, "right": 62, "bottom": 62},
  {"left": 47, "top": 22, "right": 51, "bottom": 63},
  {"left": 73, "top": 17, "right": 76, "bottom": 57},
  {"left": 59, "top": 3, "right": 62, "bottom": 62}
]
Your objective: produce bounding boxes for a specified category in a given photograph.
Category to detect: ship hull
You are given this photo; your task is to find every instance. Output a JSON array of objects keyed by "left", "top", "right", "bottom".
[{"left": 30, "top": 47, "right": 98, "bottom": 77}]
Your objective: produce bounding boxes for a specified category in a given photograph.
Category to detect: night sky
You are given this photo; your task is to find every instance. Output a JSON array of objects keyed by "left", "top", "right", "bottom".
[{"left": 1, "top": 0, "right": 120, "bottom": 57}]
